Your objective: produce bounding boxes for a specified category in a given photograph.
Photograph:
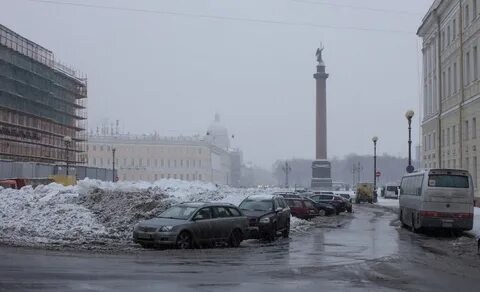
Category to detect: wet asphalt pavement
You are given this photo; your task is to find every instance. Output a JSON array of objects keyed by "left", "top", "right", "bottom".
[{"left": 1, "top": 205, "right": 480, "bottom": 292}]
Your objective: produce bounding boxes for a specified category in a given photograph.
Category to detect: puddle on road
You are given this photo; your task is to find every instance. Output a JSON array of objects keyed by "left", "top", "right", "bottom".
[{"left": 133, "top": 206, "right": 402, "bottom": 271}]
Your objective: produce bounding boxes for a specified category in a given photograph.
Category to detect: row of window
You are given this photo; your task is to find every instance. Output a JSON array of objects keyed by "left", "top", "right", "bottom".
[
  {"left": 121, "top": 173, "right": 203, "bottom": 182},
  {"left": 424, "top": 1, "right": 480, "bottom": 116},
  {"left": 0, "top": 62, "right": 77, "bottom": 104},
  {"left": 0, "top": 109, "right": 77, "bottom": 138},
  {"left": 424, "top": 117, "right": 478, "bottom": 151},
  {"left": 0, "top": 140, "right": 72, "bottom": 161},
  {"left": 193, "top": 206, "right": 242, "bottom": 220},
  {"left": 91, "top": 157, "right": 204, "bottom": 169},
  {"left": 88, "top": 144, "right": 204, "bottom": 155},
  {"left": 425, "top": 46, "right": 480, "bottom": 114},
  {"left": 441, "top": 1, "right": 478, "bottom": 50}
]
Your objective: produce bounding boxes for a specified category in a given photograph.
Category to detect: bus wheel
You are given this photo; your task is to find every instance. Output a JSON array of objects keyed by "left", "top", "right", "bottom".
[
  {"left": 399, "top": 210, "right": 407, "bottom": 228},
  {"left": 411, "top": 214, "right": 419, "bottom": 233}
]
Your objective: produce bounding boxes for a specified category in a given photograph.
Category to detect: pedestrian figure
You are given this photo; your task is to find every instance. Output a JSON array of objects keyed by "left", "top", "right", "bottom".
[{"left": 477, "top": 238, "right": 480, "bottom": 255}]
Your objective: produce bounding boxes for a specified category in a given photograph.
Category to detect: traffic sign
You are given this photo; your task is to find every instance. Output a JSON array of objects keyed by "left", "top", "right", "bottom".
[
  {"left": 375, "top": 171, "right": 381, "bottom": 177},
  {"left": 406, "top": 165, "right": 414, "bottom": 173}
]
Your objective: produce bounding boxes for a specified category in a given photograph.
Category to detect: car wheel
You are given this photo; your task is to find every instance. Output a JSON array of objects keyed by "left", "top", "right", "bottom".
[
  {"left": 282, "top": 221, "right": 290, "bottom": 238},
  {"left": 267, "top": 224, "right": 276, "bottom": 241},
  {"left": 318, "top": 209, "right": 326, "bottom": 216},
  {"left": 451, "top": 229, "right": 463, "bottom": 237},
  {"left": 229, "top": 229, "right": 242, "bottom": 248},
  {"left": 139, "top": 242, "right": 152, "bottom": 249},
  {"left": 176, "top": 231, "right": 193, "bottom": 249}
]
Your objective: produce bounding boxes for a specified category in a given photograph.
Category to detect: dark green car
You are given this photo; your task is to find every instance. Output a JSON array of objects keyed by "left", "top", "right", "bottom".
[{"left": 133, "top": 202, "right": 249, "bottom": 249}]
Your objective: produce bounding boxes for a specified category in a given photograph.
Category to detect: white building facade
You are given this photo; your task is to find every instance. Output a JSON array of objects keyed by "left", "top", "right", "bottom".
[
  {"left": 86, "top": 116, "right": 242, "bottom": 186},
  {"left": 418, "top": 0, "right": 480, "bottom": 201}
]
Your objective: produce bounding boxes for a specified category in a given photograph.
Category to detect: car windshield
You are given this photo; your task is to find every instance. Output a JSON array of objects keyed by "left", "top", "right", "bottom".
[
  {"left": 158, "top": 206, "right": 198, "bottom": 220},
  {"left": 386, "top": 186, "right": 398, "bottom": 191},
  {"left": 239, "top": 199, "right": 273, "bottom": 211}
]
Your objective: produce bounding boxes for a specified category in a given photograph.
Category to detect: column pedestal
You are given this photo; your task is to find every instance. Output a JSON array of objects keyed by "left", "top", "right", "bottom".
[{"left": 311, "top": 159, "right": 332, "bottom": 190}]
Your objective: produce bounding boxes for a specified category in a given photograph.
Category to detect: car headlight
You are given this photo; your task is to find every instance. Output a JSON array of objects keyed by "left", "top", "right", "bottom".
[
  {"left": 133, "top": 224, "right": 140, "bottom": 231},
  {"left": 259, "top": 217, "right": 270, "bottom": 224},
  {"left": 158, "top": 226, "right": 173, "bottom": 232}
]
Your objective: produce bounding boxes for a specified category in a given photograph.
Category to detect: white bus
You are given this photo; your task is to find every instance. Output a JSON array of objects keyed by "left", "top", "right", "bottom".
[{"left": 399, "top": 169, "right": 474, "bottom": 232}]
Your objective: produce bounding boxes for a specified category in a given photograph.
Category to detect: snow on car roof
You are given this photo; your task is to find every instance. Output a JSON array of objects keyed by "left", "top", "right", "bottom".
[
  {"left": 246, "top": 194, "right": 275, "bottom": 200},
  {"left": 179, "top": 202, "right": 235, "bottom": 208}
]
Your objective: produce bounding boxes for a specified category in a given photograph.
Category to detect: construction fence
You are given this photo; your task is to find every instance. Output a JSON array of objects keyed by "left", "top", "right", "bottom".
[{"left": 0, "top": 159, "right": 116, "bottom": 181}]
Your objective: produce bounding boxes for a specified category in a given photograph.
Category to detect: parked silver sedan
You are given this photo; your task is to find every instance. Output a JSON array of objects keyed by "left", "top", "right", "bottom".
[{"left": 133, "top": 202, "right": 249, "bottom": 249}]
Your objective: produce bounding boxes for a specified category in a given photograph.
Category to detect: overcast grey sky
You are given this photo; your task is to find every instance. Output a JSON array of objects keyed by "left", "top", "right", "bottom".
[{"left": 1, "top": 0, "right": 433, "bottom": 168}]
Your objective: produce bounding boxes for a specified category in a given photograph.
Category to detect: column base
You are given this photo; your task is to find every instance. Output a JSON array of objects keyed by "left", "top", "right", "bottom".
[{"left": 311, "top": 160, "right": 332, "bottom": 190}]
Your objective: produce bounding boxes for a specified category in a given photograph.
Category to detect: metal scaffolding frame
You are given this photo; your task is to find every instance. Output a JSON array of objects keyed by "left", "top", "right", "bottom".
[{"left": 0, "top": 24, "right": 87, "bottom": 164}]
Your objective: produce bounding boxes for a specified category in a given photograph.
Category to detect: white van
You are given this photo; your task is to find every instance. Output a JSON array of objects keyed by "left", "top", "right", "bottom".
[
  {"left": 399, "top": 169, "right": 474, "bottom": 232},
  {"left": 383, "top": 183, "right": 400, "bottom": 199}
]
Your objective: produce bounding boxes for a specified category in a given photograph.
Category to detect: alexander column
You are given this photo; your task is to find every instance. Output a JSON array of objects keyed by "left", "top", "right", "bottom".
[{"left": 311, "top": 46, "right": 333, "bottom": 190}]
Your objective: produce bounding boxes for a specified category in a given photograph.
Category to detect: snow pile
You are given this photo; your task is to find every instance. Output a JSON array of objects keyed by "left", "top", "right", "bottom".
[
  {"left": 0, "top": 183, "right": 107, "bottom": 246},
  {"left": 290, "top": 216, "right": 315, "bottom": 233},
  {"left": 76, "top": 184, "right": 172, "bottom": 243},
  {"left": 0, "top": 179, "right": 290, "bottom": 248},
  {"left": 472, "top": 207, "right": 480, "bottom": 239},
  {"left": 377, "top": 198, "right": 400, "bottom": 209}
]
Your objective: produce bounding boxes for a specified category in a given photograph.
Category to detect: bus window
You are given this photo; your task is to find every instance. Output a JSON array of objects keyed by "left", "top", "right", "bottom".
[{"left": 428, "top": 175, "right": 469, "bottom": 188}]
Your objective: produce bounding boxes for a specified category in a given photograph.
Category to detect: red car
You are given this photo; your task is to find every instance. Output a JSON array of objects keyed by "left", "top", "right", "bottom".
[{"left": 284, "top": 198, "right": 322, "bottom": 220}]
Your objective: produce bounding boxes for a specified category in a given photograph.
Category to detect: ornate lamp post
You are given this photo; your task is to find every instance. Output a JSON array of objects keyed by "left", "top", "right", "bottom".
[
  {"left": 372, "top": 136, "right": 378, "bottom": 198},
  {"left": 405, "top": 110, "right": 415, "bottom": 173},
  {"left": 112, "top": 147, "right": 116, "bottom": 182},
  {"left": 63, "top": 136, "right": 72, "bottom": 176},
  {"left": 282, "top": 161, "right": 292, "bottom": 188}
]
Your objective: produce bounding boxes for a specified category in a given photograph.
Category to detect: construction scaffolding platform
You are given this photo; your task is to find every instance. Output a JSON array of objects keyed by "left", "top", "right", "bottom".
[{"left": 0, "top": 24, "right": 88, "bottom": 164}]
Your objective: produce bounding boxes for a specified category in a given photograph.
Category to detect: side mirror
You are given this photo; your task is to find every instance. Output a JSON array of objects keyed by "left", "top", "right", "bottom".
[{"left": 275, "top": 207, "right": 283, "bottom": 213}]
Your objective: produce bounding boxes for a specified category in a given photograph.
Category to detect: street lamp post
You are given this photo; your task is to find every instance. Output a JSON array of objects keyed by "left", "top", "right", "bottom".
[
  {"left": 405, "top": 110, "right": 415, "bottom": 173},
  {"left": 63, "top": 136, "right": 72, "bottom": 176},
  {"left": 372, "top": 136, "right": 378, "bottom": 197},
  {"left": 112, "top": 147, "right": 116, "bottom": 182},
  {"left": 282, "top": 161, "right": 292, "bottom": 188}
]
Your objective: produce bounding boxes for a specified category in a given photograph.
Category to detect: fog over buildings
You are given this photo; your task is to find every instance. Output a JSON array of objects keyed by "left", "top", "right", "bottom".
[{"left": 1, "top": 0, "right": 433, "bottom": 168}]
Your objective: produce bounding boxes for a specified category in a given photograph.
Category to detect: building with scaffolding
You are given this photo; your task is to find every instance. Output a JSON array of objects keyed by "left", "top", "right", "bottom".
[{"left": 0, "top": 24, "right": 87, "bottom": 165}]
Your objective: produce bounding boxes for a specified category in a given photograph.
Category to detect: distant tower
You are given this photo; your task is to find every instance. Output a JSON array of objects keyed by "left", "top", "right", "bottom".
[
  {"left": 207, "top": 114, "right": 230, "bottom": 150},
  {"left": 311, "top": 46, "right": 333, "bottom": 190}
]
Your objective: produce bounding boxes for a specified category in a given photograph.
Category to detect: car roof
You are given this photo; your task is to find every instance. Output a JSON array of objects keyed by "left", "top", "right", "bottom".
[
  {"left": 246, "top": 194, "right": 278, "bottom": 200},
  {"left": 179, "top": 202, "right": 238, "bottom": 208}
]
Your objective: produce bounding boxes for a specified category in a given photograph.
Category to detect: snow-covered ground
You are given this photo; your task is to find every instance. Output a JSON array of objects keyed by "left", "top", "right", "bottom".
[
  {"left": 473, "top": 208, "right": 480, "bottom": 239},
  {"left": 377, "top": 198, "right": 400, "bottom": 209},
  {"left": 0, "top": 179, "right": 313, "bottom": 248}
]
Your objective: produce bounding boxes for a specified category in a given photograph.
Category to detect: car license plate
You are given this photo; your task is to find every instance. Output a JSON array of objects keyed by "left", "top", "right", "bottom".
[
  {"left": 137, "top": 232, "right": 152, "bottom": 239},
  {"left": 442, "top": 221, "right": 453, "bottom": 228}
]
